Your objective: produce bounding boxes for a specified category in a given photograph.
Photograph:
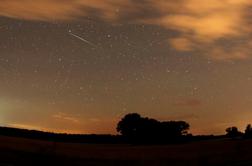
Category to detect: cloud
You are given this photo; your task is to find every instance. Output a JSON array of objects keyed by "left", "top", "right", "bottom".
[
  {"left": 150, "top": 0, "right": 250, "bottom": 40},
  {"left": 208, "top": 43, "right": 252, "bottom": 60},
  {"left": 169, "top": 114, "right": 199, "bottom": 121},
  {"left": 169, "top": 37, "right": 194, "bottom": 51},
  {"left": 7, "top": 122, "right": 85, "bottom": 134},
  {"left": 0, "top": 0, "right": 133, "bottom": 21},
  {"left": 0, "top": 0, "right": 81, "bottom": 21},
  {"left": 146, "top": 0, "right": 252, "bottom": 60},
  {"left": 0, "top": 0, "right": 252, "bottom": 60},
  {"left": 52, "top": 112, "right": 80, "bottom": 124},
  {"left": 7, "top": 123, "right": 45, "bottom": 131},
  {"left": 173, "top": 98, "right": 202, "bottom": 107}
]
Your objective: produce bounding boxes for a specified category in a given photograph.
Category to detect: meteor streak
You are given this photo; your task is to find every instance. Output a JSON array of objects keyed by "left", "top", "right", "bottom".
[{"left": 69, "top": 31, "right": 96, "bottom": 47}]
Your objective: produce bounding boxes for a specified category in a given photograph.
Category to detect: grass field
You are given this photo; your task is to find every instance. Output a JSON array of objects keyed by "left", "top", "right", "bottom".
[{"left": 0, "top": 135, "right": 252, "bottom": 166}]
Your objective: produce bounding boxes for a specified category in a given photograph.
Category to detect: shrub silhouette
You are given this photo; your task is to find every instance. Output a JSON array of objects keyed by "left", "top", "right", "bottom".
[
  {"left": 244, "top": 124, "right": 252, "bottom": 138},
  {"left": 225, "top": 126, "right": 243, "bottom": 138},
  {"left": 117, "top": 113, "right": 190, "bottom": 143},
  {"left": 116, "top": 113, "right": 143, "bottom": 138},
  {"left": 161, "top": 121, "right": 190, "bottom": 137}
]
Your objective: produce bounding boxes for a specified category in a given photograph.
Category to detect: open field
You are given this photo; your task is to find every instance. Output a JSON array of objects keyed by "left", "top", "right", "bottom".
[{"left": 0, "top": 136, "right": 252, "bottom": 166}]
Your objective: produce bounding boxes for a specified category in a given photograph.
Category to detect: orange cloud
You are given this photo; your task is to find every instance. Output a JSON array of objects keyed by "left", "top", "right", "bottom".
[
  {"left": 146, "top": 0, "right": 252, "bottom": 60},
  {"left": 173, "top": 98, "right": 202, "bottom": 107},
  {"left": 169, "top": 37, "right": 194, "bottom": 51},
  {"left": 0, "top": 0, "right": 252, "bottom": 60},
  {"left": 0, "top": 0, "right": 82, "bottom": 21},
  {"left": 52, "top": 112, "right": 80, "bottom": 124},
  {"left": 7, "top": 123, "right": 85, "bottom": 134},
  {"left": 7, "top": 123, "right": 45, "bottom": 131},
  {"left": 0, "top": 0, "right": 133, "bottom": 21},
  {"left": 150, "top": 0, "right": 250, "bottom": 39},
  {"left": 208, "top": 45, "right": 251, "bottom": 60}
]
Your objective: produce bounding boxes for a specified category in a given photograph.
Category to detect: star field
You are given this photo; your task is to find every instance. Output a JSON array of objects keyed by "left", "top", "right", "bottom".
[{"left": 1, "top": 1, "right": 252, "bottom": 134}]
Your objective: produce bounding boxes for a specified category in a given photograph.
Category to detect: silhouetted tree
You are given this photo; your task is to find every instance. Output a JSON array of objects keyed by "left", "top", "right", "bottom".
[
  {"left": 161, "top": 121, "right": 190, "bottom": 137},
  {"left": 117, "top": 113, "right": 190, "bottom": 144},
  {"left": 116, "top": 113, "right": 142, "bottom": 138},
  {"left": 225, "top": 127, "right": 242, "bottom": 138},
  {"left": 244, "top": 124, "right": 252, "bottom": 138}
]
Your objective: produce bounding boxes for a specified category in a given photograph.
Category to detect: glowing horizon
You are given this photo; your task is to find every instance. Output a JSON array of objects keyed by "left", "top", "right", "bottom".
[{"left": 1, "top": 0, "right": 252, "bottom": 135}]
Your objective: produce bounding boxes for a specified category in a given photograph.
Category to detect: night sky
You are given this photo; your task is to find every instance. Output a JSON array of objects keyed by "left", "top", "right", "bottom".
[{"left": 1, "top": 0, "right": 252, "bottom": 134}]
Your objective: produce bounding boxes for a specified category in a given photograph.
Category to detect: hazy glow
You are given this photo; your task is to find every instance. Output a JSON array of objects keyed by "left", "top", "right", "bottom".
[{"left": 0, "top": 0, "right": 252, "bottom": 134}]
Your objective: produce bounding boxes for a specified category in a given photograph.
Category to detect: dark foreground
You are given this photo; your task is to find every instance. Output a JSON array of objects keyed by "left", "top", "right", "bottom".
[{"left": 0, "top": 136, "right": 252, "bottom": 166}]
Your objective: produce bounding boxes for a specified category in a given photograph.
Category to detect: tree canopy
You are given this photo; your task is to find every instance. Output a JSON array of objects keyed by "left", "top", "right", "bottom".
[
  {"left": 117, "top": 113, "right": 190, "bottom": 143},
  {"left": 225, "top": 126, "right": 243, "bottom": 138}
]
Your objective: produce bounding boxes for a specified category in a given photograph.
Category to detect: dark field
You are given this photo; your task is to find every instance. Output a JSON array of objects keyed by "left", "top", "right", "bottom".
[{"left": 1, "top": 136, "right": 252, "bottom": 166}]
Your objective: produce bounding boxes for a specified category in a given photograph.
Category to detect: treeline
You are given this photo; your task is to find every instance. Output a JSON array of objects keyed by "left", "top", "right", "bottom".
[
  {"left": 117, "top": 113, "right": 191, "bottom": 144},
  {"left": 0, "top": 113, "right": 211, "bottom": 144},
  {"left": 1, "top": 113, "right": 252, "bottom": 144},
  {"left": 0, "top": 126, "right": 125, "bottom": 144},
  {"left": 226, "top": 124, "right": 252, "bottom": 139},
  {"left": 0, "top": 113, "right": 194, "bottom": 144}
]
